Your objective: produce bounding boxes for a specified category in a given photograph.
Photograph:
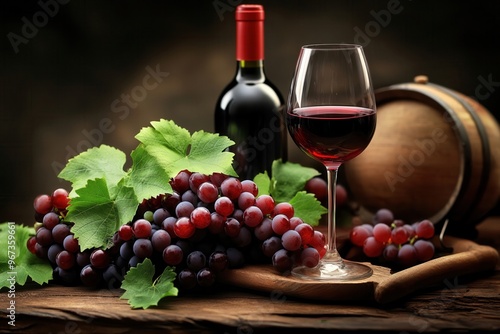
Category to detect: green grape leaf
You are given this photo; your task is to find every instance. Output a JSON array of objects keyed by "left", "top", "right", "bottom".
[
  {"left": 129, "top": 119, "right": 237, "bottom": 201},
  {"left": 65, "top": 178, "right": 137, "bottom": 250},
  {"left": 270, "top": 160, "right": 321, "bottom": 203},
  {"left": 253, "top": 171, "right": 272, "bottom": 196},
  {"left": 0, "top": 223, "right": 52, "bottom": 289},
  {"left": 289, "top": 191, "right": 327, "bottom": 226},
  {"left": 120, "top": 258, "right": 178, "bottom": 309},
  {"left": 58, "top": 145, "right": 128, "bottom": 197}
]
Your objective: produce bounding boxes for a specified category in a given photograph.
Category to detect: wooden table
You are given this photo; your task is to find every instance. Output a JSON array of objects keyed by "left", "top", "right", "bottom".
[{"left": 2, "top": 218, "right": 500, "bottom": 334}]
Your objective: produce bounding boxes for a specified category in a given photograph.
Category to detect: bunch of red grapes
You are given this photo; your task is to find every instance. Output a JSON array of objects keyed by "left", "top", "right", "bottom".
[
  {"left": 349, "top": 208, "right": 436, "bottom": 268},
  {"left": 27, "top": 171, "right": 328, "bottom": 291}
]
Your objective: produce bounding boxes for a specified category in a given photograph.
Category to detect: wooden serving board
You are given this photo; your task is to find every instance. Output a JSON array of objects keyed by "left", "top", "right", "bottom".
[{"left": 218, "top": 236, "right": 499, "bottom": 304}]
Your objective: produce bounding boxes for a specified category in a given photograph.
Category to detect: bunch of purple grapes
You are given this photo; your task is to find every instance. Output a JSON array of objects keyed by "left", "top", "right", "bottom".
[
  {"left": 349, "top": 208, "right": 436, "bottom": 268},
  {"left": 27, "top": 189, "right": 118, "bottom": 287},
  {"left": 28, "top": 171, "right": 327, "bottom": 291}
]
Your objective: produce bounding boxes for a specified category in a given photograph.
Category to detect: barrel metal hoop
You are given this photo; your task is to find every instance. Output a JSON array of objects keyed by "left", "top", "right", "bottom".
[{"left": 429, "top": 83, "right": 492, "bottom": 223}]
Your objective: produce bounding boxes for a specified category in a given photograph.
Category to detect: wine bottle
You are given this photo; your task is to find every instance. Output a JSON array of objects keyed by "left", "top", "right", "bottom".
[{"left": 214, "top": 4, "right": 287, "bottom": 180}]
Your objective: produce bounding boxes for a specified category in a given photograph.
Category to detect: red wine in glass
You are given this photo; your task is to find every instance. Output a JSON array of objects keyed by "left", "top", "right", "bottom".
[{"left": 287, "top": 106, "right": 376, "bottom": 167}]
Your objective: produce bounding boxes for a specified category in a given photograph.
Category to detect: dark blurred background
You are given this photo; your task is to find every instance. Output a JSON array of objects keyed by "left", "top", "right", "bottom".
[{"left": 1, "top": 0, "right": 499, "bottom": 225}]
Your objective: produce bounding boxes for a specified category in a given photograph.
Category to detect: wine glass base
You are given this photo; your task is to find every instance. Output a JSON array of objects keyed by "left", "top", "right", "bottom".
[{"left": 291, "top": 260, "right": 373, "bottom": 281}]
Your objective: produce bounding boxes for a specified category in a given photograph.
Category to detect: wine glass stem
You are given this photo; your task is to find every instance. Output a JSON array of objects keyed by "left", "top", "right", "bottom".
[{"left": 324, "top": 165, "right": 343, "bottom": 265}]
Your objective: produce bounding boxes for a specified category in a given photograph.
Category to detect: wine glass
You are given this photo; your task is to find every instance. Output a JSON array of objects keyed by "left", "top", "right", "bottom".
[{"left": 286, "top": 44, "right": 376, "bottom": 280}]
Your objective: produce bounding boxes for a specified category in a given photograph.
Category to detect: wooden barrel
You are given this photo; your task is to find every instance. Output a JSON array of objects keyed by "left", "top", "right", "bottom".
[{"left": 344, "top": 76, "right": 500, "bottom": 234}]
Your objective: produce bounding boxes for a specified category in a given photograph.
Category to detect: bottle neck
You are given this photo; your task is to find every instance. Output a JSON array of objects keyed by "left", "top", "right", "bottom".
[{"left": 236, "top": 60, "right": 265, "bottom": 82}]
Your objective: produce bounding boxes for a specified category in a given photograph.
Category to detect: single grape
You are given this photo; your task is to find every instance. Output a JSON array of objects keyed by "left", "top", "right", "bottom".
[
  {"left": 175, "top": 201, "right": 195, "bottom": 218},
  {"left": 398, "top": 244, "right": 418, "bottom": 267},
  {"left": 76, "top": 251, "right": 91, "bottom": 267},
  {"left": 238, "top": 192, "right": 256, "bottom": 211},
  {"left": 118, "top": 224, "right": 134, "bottom": 241},
  {"left": 372, "top": 223, "right": 392, "bottom": 243},
  {"left": 208, "top": 251, "right": 228, "bottom": 272},
  {"left": 254, "top": 217, "right": 273, "bottom": 241},
  {"left": 241, "top": 180, "right": 258, "bottom": 196},
  {"left": 255, "top": 194, "right": 275, "bottom": 216},
  {"left": 197, "top": 182, "right": 219, "bottom": 204},
  {"left": 295, "top": 223, "right": 314, "bottom": 245},
  {"left": 56, "top": 250, "right": 76, "bottom": 270},
  {"left": 272, "top": 202, "right": 294, "bottom": 219},
  {"left": 177, "top": 269, "right": 197, "bottom": 289},
  {"left": 132, "top": 239, "right": 153, "bottom": 259},
  {"left": 133, "top": 219, "right": 152, "bottom": 239},
  {"left": 391, "top": 226, "right": 409, "bottom": 245},
  {"left": 36, "top": 227, "right": 54, "bottom": 246},
  {"left": 42, "top": 212, "right": 60, "bottom": 230},
  {"left": 119, "top": 241, "right": 134, "bottom": 260},
  {"left": 414, "top": 239, "right": 435, "bottom": 262},
  {"left": 51, "top": 188, "right": 69, "bottom": 210},
  {"left": 382, "top": 244, "right": 398, "bottom": 262},
  {"left": 209, "top": 212, "right": 225, "bottom": 234},
  {"left": 163, "top": 244, "right": 183, "bottom": 265},
  {"left": 305, "top": 177, "right": 328, "bottom": 202},
  {"left": 309, "top": 230, "right": 327, "bottom": 257},
  {"left": 33, "top": 194, "right": 53, "bottom": 215},
  {"left": 374, "top": 208, "right": 394, "bottom": 225},
  {"left": 350, "top": 225, "right": 372, "bottom": 247},
  {"left": 26, "top": 236, "right": 37, "bottom": 254},
  {"left": 197, "top": 268, "right": 215, "bottom": 287},
  {"left": 190, "top": 207, "right": 212, "bottom": 229},
  {"left": 272, "top": 249, "right": 293, "bottom": 272},
  {"left": 171, "top": 170, "right": 191, "bottom": 193},
  {"left": 181, "top": 190, "right": 198, "bottom": 206},
  {"left": 363, "top": 236, "right": 384, "bottom": 258},
  {"left": 335, "top": 184, "right": 348, "bottom": 207},
  {"left": 214, "top": 196, "right": 234, "bottom": 217},
  {"left": 162, "top": 216, "right": 177, "bottom": 237},
  {"left": 143, "top": 210, "right": 154, "bottom": 222},
  {"left": 281, "top": 230, "right": 302, "bottom": 251},
  {"left": 220, "top": 177, "right": 242, "bottom": 200},
  {"left": 271, "top": 214, "right": 290, "bottom": 235},
  {"left": 151, "top": 229, "right": 172, "bottom": 252},
  {"left": 243, "top": 206, "right": 264, "bottom": 227},
  {"left": 63, "top": 234, "right": 80, "bottom": 253},
  {"left": 415, "top": 219, "right": 435, "bottom": 239},
  {"left": 90, "top": 249, "right": 111, "bottom": 269},
  {"left": 80, "top": 264, "right": 102, "bottom": 288},
  {"left": 262, "top": 236, "right": 283, "bottom": 257},
  {"left": 51, "top": 223, "right": 71, "bottom": 244},
  {"left": 187, "top": 251, "right": 206, "bottom": 272},
  {"left": 300, "top": 247, "right": 320, "bottom": 268},
  {"left": 224, "top": 218, "right": 241, "bottom": 238},
  {"left": 153, "top": 208, "right": 171, "bottom": 225}
]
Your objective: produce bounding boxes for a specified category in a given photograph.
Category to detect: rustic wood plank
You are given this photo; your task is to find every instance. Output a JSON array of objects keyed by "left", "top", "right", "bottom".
[{"left": 1, "top": 218, "right": 498, "bottom": 333}]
